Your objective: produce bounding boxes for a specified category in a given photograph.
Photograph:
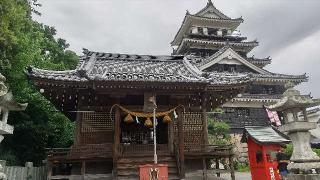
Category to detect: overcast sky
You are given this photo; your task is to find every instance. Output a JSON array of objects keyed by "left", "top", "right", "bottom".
[{"left": 34, "top": 0, "right": 320, "bottom": 97}]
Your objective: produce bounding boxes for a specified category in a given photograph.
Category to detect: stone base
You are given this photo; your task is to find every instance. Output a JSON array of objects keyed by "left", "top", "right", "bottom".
[
  {"left": 288, "top": 162, "right": 320, "bottom": 173},
  {"left": 287, "top": 174, "right": 320, "bottom": 180}
]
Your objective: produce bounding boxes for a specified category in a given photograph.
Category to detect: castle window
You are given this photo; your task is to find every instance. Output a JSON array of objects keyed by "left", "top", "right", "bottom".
[
  {"left": 222, "top": 29, "right": 228, "bottom": 36},
  {"left": 230, "top": 66, "right": 235, "bottom": 73},
  {"left": 237, "top": 108, "right": 250, "bottom": 117},
  {"left": 191, "top": 27, "right": 198, "bottom": 34},
  {"left": 203, "top": 27, "right": 208, "bottom": 35},
  {"left": 198, "top": 27, "right": 204, "bottom": 35},
  {"left": 208, "top": 28, "right": 218, "bottom": 36}
]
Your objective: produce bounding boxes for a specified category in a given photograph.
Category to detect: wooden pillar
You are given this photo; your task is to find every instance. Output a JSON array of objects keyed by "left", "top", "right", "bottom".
[
  {"left": 229, "top": 156, "right": 235, "bottom": 180},
  {"left": 168, "top": 120, "right": 174, "bottom": 154},
  {"left": 177, "top": 108, "right": 185, "bottom": 179},
  {"left": 201, "top": 93, "right": 208, "bottom": 145},
  {"left": 215, "top": 158, "right": 220, "bottom": 177},
  {"left": 74, "top": 112, "right": 82, "bottom": 145},
  {"left": 201, "top": 93, "right": 209, "bottom": 178},
  {"left": 113, "top": 106, "right": 121, "bottom": 179},
  {"left": 47, "top": 162, "right": 52, "bottom": 180},
  {"left": 202, "top": 158, "right": 207, "bottom": 180},
  {"left": 81, "top": 161, "right": 86, "bottom": 180}
]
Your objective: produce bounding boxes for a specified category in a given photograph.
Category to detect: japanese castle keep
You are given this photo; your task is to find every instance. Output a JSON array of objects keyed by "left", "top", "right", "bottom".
[{"left": 27, "top": 1, "right": 307, "bottom": 179}]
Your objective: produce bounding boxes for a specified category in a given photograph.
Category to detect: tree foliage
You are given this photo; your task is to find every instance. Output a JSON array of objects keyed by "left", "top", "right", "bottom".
[
  {"left": 207, "top": 109, "right": 231, "bottom": 145},
  {"left": 0, "top": 0, "right": 77, "bottom": 166}
]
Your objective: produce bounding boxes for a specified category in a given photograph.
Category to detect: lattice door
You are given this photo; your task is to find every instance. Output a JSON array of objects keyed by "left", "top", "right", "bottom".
[
  {"left": 81, "top": 111, "right": 114, "bottom": 144},
  {"left": 173, "top": 112, "right": 204, "bottom": 151}
]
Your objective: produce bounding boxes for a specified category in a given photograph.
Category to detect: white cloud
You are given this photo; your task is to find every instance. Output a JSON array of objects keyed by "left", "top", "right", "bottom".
[
  {"left": 267, "top": 29, "right": 320, "bottom": 97},
  {"left": 34, "top": 0, "right": 320, "bottom": 97}
]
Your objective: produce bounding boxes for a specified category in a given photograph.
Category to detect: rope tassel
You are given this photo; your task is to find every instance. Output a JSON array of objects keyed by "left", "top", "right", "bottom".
[
  {"left": 163, "top": 115, "right": 172, "bottom": 123},
  {"left": 124, "top": 114, "right": 134, "bottom": 124},
  {"left": 144, "top": 117, "right": 153, "bottom": 127}
]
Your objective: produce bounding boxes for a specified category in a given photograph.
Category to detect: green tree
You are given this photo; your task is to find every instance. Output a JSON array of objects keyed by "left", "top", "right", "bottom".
[
  {"left": 0, "top": 0, "right": 77, "bottom": 166},
  {"left": 207, "top": 109, "right": 231, "bottom": 145}
]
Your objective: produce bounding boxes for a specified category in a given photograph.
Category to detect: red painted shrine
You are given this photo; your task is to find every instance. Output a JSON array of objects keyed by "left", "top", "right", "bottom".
[{"left": 242, "top": 126, "right": 290, "bottom": 180}]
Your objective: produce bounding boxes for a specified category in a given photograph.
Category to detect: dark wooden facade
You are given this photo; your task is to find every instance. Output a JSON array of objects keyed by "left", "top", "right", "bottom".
[{"left": 28, "top": 50, "right": 249, "bottom": 179}]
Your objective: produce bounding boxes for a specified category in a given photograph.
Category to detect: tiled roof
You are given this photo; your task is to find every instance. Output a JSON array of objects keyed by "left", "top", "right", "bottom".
[
  {"left": 171, "top": 14, "right": 243, "bottom": 46},
  {"left": 183, "top": 38, "right": 258, "bottom": 47},
  {"left": 247, "top": 57, "right": 271, "bottom": 65},
  {"left": 243, "top": 126, "right": 290, "bottom": 144},
  {"left": 27, "top": 50, "right": 250, "bottom": 86},
  {"left": 188, "top": 46, "right": 307, "bottom": 83},
  {"left": 252, "top": 73, "right": 308, "bottom": 83}
]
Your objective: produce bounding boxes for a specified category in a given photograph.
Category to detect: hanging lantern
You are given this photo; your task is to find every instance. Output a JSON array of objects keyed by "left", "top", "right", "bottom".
[
  {"left": 144, "top": 117, "right": 153, "bottom": 127},
  {"left": 163, "top": 115, "right": 172, "bottom": 124},
  {"left": 124, "top": 114, "right": 134, "bottom": 124}
]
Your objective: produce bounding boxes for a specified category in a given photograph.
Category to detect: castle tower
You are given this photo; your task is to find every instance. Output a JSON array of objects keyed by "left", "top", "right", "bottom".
[{"left": 172, "top": 0, "right": 308, "bottom": 159}]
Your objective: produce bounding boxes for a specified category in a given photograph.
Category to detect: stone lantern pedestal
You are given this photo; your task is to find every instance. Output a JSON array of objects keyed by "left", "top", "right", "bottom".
[
  {"left": 279, "top": 122, "right": 320, "bottom": 174},
  {"left": 267, "top": 83, "right": 320, "bottom": 179}
]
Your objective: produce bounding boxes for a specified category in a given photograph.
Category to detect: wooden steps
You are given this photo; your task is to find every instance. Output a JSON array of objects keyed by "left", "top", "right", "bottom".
[{"left": 117, "top": 155, "right": 180, "bottom": 180}]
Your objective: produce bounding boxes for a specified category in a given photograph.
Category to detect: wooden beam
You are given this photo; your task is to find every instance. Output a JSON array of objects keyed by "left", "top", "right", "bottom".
[{"left": 177, "top": 108, "right": 185, "bottom": 179}]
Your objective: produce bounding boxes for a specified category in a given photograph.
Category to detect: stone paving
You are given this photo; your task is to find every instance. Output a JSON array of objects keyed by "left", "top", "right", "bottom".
[{"left": 185, "top": 171, "right": 251, "bottom": 180}]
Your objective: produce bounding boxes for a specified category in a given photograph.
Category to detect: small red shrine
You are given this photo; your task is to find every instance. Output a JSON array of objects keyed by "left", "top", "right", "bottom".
[{"left": 242, "top": 126, "right": 290, "bottom": 180}]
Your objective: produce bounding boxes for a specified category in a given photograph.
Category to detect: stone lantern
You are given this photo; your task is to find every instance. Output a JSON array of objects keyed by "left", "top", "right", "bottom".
[
  {"left": 266, "top": 82, "right": 320, "bottom": 178},
  {"left": 0, "top": 73, "right": 28, "bottom": 142}
]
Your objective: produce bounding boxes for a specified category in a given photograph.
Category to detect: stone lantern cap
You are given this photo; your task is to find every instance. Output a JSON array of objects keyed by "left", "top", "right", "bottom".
[{"left": 266, "top": 82, "right": 320, "bottom": 111}]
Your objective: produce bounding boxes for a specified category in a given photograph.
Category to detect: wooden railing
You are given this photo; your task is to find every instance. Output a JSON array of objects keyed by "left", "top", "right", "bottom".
[
  {"left": 119, "top": 143, "right": 169, "bottom": 157},
  {"left": 69, "top": 143, "right": 112, "bottom": 158},
  {"left": 184, "top": 144, "right": 233, "bottom": 156},
  {"left": 46, "top": 143, "right": 113, "bottom": 160}
]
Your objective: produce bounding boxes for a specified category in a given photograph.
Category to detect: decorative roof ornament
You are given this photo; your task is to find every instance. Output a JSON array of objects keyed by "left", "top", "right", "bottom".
[
  {"left": 82, "top": 48, "right": 89, "bottom": 55},
  {"left": 207, "top": 0, "right": 213, "bottom": 5}
]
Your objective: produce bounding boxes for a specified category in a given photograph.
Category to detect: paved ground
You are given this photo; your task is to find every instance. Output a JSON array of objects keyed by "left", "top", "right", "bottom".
[
  {"left": 220, "top": 172, "right": 251, "bottom": 180},
  {"left": 185, "top": 171, "right": 251, "bottom": 180}
]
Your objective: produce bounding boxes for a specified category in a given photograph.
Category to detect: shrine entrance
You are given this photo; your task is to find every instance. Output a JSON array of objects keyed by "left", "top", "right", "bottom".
[{"left": 119, "top": 116, "right": 170, "bottom": 156}]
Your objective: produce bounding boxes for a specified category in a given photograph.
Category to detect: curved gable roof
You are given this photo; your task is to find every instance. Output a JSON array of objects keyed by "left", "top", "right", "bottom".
[
  {"left": 195, "top": 0, "right": 230, "bottom": 19},
  {"left": 197, "top": 46, "right": 270, "bottom": 74}
]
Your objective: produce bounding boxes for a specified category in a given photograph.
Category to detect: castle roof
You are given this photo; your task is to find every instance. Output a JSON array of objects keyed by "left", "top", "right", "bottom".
[
  {"left": 171, "top": 1, "right": 243, "bottom": 46},
  {"left": 190, "top": 46, "right": 307, "bottom": 84}
]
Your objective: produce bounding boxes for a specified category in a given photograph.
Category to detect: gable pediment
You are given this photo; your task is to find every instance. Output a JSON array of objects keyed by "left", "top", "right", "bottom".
[
  {"left": 198, "top": 7, "right": 223, "bottom": 19},
  {"left": 195, "top": 1, "right": 230, "bottom": 19},
  {"left": 199, "top": 47, "right": 269, "bottom": 75}
]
